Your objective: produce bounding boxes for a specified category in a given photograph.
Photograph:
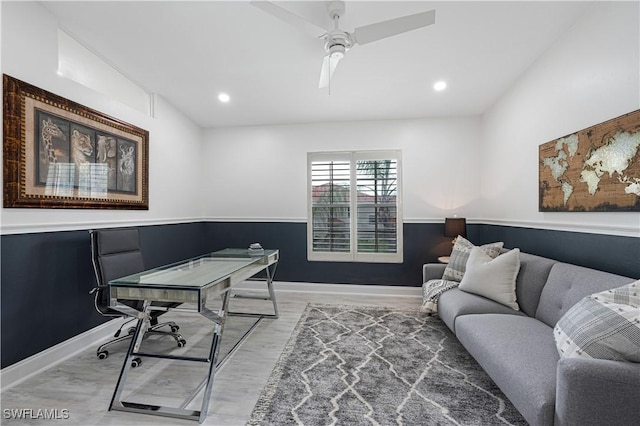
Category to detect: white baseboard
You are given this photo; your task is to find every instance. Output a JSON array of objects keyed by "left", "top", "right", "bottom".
[
  {"left": 0, "top": 282, "right": 419, "bottom": 391},
  {"left": 0, "top": 318, "right": 126, "bottom": 391},
  {"left": 236, "top": 280, "right": 422, "bottom": 298}
]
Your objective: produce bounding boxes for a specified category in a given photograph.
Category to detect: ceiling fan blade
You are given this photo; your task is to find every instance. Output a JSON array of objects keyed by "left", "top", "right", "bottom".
[
  {"left": 353, "top": 10, "right": 436, "bottom": 45},
  {"left": 250, "top": 1, "right": 327, "bottom": 38},
  {"left": 319, "top": 56, "right": 330, "bottom": 88},
  {"left": 318, "top": 54, "right": 342, "bottom": 88}
]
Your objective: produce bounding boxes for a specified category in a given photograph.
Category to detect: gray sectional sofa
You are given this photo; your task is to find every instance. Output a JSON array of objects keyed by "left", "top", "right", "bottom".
[{"left": 423, "top": 251, "right": 640, "bottom": 426}]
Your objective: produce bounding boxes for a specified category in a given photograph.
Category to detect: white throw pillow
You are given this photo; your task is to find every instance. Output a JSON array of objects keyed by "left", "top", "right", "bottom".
[{"left": 458, "top": 247, "right": 521, "bottom": 310}]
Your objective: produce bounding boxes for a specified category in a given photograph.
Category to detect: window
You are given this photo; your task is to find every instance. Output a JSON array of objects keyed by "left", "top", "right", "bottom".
[{"left": 307, "top": 151, "right": 403, "bottom": 263}]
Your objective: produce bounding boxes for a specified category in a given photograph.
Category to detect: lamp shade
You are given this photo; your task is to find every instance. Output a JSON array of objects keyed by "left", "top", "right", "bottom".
[{"left": 444, "top": 217, "right": 466, "bottom": 238}]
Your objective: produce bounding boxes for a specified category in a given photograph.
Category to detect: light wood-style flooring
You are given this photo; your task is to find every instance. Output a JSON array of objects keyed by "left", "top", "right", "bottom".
[{"left": 1, "top": 288, "right": 421, "bottom": 426}]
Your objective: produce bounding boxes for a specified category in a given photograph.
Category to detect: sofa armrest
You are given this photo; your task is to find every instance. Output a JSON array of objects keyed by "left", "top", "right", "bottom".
[
  {"left": 555, "top": 357, "right": 640, "bottom": 426},
  {"left": 423, "top": 263, "right": 446, "bottom": 282}
]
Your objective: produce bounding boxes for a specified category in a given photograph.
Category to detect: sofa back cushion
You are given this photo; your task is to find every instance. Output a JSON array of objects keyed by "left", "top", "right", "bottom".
[
  {"left": 535, "top": 263, "right": 635, "bottom": 327},
  {"left": 515, "top": 252, "right": 557, "bottom": 317}
]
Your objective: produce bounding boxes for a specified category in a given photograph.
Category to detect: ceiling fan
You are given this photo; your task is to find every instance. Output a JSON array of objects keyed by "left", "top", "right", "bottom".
[{"left": 250, "top": 1, "right": 436, "bottom": 89}]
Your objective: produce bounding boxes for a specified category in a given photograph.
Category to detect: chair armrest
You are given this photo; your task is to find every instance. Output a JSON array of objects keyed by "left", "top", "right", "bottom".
[
  {"left": 423, "top": 263, "right": 446, "bottom": 282},
  {"left": 555, "top": 357, "right": 640, "bottom": 426}
]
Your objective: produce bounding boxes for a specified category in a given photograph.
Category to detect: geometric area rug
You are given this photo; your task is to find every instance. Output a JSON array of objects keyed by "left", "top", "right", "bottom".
[{"left": 247, "top": 304, "right": 528, "bottom": 425}]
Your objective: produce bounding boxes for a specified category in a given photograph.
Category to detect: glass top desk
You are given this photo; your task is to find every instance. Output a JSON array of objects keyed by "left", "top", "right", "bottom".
[{"left": 107, "top": 248, "right": 279, "bottom": 423}]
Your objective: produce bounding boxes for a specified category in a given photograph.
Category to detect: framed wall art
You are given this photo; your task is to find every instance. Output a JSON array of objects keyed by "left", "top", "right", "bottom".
[
  {"left": 539, "top": 109, "right": 640, "bottom": 212},
  {"left": 3, "top": 74, "right": 149, "bottom": 209}
]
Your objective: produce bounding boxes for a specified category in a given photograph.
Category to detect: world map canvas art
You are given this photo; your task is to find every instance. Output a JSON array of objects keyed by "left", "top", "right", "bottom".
[{"left": 539, "top": 109, "right": 640, "bottom": 212}]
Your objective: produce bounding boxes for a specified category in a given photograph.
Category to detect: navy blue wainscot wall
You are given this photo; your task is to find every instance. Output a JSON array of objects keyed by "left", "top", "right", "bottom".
[
  {"left": 2, "top": 220, "right": 637, "bottom": 369},
  {"left": 473, "top": 224, "right": 640, "bottom": 279},
  {"left": 204, "top": 222, "right": 452, "bottom": 286},
  {"left": 0, "top": 222, "right": 207, "bottom": 369}
]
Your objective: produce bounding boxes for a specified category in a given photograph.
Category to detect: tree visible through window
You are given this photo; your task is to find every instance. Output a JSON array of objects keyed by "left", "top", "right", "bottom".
[
  {"left": 356, "top": 159, "right": 398, "bottom": 254},
  {"left": 308, "top": 151, "right": 403, "bottom": 263}
]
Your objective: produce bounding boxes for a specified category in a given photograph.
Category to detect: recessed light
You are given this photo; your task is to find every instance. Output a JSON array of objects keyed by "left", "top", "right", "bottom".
[
  {"left": 434, "top": 81, "right": 447, "bottom": 91},
  {"left": 218, "top": 93, "right": 230, "bottom": 103}
]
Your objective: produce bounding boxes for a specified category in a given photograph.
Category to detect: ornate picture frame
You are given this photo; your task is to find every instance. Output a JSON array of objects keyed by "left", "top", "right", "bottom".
[{"left": 3, "top": 74, "right": 149, "bottom": 209}]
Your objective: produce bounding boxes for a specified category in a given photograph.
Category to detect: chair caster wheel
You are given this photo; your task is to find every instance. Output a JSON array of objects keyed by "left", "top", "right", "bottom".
[
  {"left": 178, "top": 339, "right": 187, "bottom": 348},
  {"left": 98, "top": 350, "right": 109, "bottom": 360},
  {"left": 171, "top": 325, "right": 180, "bottom": 332},
  {"left": 128, "top": 328, "right": 136, "bottom": 335},
  {"left": 131, "top": 357, "right": 142, "bottom": 368}
]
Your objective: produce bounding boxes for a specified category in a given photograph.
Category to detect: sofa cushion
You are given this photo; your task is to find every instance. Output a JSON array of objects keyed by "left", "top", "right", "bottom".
[
  {"left": 459, "top": 247, "right": 521, "bottom": 310},
  {"left": 514, "top": 252, "right": 557, "bottom": 317},
  {"left": 455, "top": 314, "right": 559, "bottom": 426},
  {"left": 442, "top": 236, "right": 503, "bottom": 282},
  {"left": 535, "top": 263, "right": 635, "bottom": 327},
  {"left": 438, "top": 288, "right": 526, "bottom": 333},
  {"left": 554, "top": 280, "right": 640, "bottom": 362}
]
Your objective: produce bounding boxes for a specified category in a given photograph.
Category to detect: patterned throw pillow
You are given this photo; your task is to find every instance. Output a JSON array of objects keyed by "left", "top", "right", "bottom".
[
  {"left": 554, "top": 280, "right": 640, "bottom": 362},
  {"left": 442, "top": 236, "right": 504, "bottom": 282}
]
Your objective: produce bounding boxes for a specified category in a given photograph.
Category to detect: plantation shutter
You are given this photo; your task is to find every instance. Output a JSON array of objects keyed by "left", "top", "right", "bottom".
[
  {"left": 356, "top": 158, "right": 398, "bottom": 256},
  {"left": 309, "top": 155, "right": 351, "bottom": 258},
  {"left": 308, "top": 151, "right": 403, "bottom": 263}
]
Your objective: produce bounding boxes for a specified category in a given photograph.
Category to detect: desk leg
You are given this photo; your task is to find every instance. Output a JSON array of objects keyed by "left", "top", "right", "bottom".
[
  {"left": 266, "top": 262, "right": 279, "bottom": 319},
  {"left": 231, "top": 262, "right": 279, "bottom": 318},
  {"left": 198, "top": 289, "right": 231, "bottom": 422},
  {"left": 109, "top": 301, "right": 150, "bottom": 411}
]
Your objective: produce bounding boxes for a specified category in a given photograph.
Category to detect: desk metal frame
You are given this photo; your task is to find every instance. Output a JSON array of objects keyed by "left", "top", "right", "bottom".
[{"left": 107, "top": 249, "right": 279, "bottom": 423}]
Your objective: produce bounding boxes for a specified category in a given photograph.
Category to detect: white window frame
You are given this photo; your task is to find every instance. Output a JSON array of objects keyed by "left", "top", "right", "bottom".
[{"left": 307, "top": 150, "right": 403, "bottom": 263}]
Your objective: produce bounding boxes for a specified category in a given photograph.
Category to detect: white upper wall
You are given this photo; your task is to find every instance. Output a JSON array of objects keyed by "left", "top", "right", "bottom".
[
  {"left": 480, "top": 1, "right": 640, "bottom": 236},
  {"left": 202, "top": 117, "right": 482, "bottom": 223},
  {"left": 0, "top": 1, "right": 204, "bottom": 234},
  {"left": 2, "top": 1, "right": 638, "bottom": 237}
]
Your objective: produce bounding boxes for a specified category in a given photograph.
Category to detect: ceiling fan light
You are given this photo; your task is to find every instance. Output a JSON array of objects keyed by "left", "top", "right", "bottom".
[
  {"left": 218, "top": 93, "right": 230, "bottom": 103},
  {"left": 328, "top": 44, "right": 345, "bottom": 58}
]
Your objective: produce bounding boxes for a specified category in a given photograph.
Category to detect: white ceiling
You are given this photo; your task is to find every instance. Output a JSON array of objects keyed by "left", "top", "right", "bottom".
[{"left": 41, "top": 1, "right": 592, "bottom": 128}]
